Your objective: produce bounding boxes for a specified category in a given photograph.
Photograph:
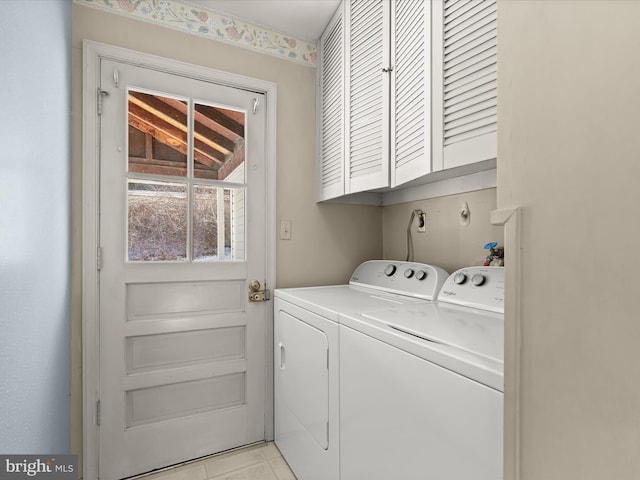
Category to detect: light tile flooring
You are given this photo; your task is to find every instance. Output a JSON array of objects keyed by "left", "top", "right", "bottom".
[{"left": 135, "top": 443, "right": 296, "bottom": 480}]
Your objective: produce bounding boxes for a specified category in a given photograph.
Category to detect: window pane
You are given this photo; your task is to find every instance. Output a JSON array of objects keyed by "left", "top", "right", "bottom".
[
  {"left": 128, "top": 90, "right": 188, "bottom": 177},
  {"left": 193, "top": 186, "right": 245, "bottom": 261},
  {"left": 193, "top": 103, "right": 245, "bottom": 181},
  {"left": 128, "top": 180, "right": 187, "bottom": 261},
  {"left": 193, "top": 186, "right": 218, "bottom": 260},
  {"left": 228, "top": 187, "right": 245, "bottom": 261}
]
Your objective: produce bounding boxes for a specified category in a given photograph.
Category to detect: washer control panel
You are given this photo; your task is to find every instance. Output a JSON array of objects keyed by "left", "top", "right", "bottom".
[
  {"left": 349, "top": 260, "right": 449, "bottom": 300},
  {"left": 438, "top": 266, "right": 504, "bottom": 313}
]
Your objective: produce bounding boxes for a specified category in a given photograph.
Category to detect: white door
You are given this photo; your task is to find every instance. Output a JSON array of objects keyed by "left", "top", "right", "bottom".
[{"left": 98, "top": 59, "right": 268, "bottom": 480}]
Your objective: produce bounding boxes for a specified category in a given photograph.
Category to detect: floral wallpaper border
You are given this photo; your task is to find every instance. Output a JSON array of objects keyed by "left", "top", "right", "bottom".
[{"left": 74, "top": 0, "right": 318, "bottom": 67}]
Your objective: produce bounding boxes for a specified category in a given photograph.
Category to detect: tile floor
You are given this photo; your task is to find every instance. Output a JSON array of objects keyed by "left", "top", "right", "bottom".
[{"left": 135, "top": 443, "right": 296, "bottom": 480}]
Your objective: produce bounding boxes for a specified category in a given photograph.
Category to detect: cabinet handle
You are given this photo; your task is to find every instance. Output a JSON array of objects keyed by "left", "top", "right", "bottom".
[{"left": 382, "top": 67, "right": 393, "bottom": 73}]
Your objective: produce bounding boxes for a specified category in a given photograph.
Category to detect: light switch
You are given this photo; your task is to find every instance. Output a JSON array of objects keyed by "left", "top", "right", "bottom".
[{"left": 280, "top": 219, "right": 292, "bottom": 240}]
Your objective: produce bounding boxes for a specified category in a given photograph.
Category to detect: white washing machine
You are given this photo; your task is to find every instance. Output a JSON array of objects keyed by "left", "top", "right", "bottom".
[
  {"left": 274, "top": 260, "right": 449, "bottom": 480},
  {"left": 339, "top": 266, "right": 505, "bottom": 480}
]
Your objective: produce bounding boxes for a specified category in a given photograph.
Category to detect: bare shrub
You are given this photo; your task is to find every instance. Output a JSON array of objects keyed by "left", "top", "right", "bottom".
[{"left": 128, "top": 183, "right": 230, "bottom": 261}]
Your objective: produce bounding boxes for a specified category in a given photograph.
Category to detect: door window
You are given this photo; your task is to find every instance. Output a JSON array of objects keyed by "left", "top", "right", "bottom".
[{"left": 126, "top": 89, "right": 246, "bottom": 262}]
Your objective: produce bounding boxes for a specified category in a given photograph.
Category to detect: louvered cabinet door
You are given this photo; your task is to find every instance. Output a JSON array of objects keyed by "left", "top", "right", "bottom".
[
  {"left": 317, "top": 5, "right": 345, "bottom": 201},
  {"left": 391, "top": 0, "right": 431, "bottom": 187},
  {"left": 346, "top": 0, "right": 390, "bottom": 194},
  {"left": 433, "top": 0, "right": 498, "bottom": 170}
]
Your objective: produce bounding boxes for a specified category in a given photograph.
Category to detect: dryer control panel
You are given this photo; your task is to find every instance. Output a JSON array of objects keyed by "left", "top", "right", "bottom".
[
  {"left": 349, "top": 260, "right": 449, "bottom": 300},
  {"left": 438, "top": 266, "right": 504, "bottom": 313}
]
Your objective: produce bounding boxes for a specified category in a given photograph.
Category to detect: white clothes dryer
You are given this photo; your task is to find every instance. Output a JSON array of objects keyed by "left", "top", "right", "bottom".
[
  {"left": 273, "top": 261, "right": 449, "bottom": 480},
  {"left": 339, "top": 266, "right": 505, "bottom": 480}
]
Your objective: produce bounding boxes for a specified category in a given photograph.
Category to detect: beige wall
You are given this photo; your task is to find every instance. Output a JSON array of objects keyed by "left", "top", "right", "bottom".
[
  {"left": 498, "top": 1, "right": 640, "bottom": 478},
  {"left": 71, "top": 2, "right": 382, "bottom": 465},
  {"left": 383, "top": 189, "right": 503, "bottom": 274}
]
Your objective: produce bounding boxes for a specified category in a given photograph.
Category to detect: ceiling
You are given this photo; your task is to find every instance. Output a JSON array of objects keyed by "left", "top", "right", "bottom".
[{"left": 186, "top": 0, "right": 340, "bottom": 41}]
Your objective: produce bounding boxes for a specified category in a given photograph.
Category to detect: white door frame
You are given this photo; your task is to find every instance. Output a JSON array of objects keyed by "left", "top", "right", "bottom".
[{"left": 82, "top": 40, "right": 277, "bottom": 480}]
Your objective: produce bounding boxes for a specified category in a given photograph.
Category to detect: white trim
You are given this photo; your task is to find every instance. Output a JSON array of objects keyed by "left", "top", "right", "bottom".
[
  {"left": 320, "top": 191, "right": 383, "bottom": 206},
  {"left": 318, "top": 168, "right": 496, "bottom": 206},
  {"left": 491, "top": 207, "right": 521, "bottom": 480},
  {"left": 81, "top": 40, "right": 101, "bottom": 480},
  {"left": 264, "top": 80, "right": 277, "bottom": 442},
  {"left": 82, "top": 40, "right": 277, "bottom": 480},
  {"left": 381, "top": 168, "right": 496, "bottom": 206}
]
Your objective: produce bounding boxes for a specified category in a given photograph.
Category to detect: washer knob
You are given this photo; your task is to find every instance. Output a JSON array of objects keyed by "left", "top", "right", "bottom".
[
  {"left": 415, "top": 270, "right": 427, "bottom": 281},
  {"left": 471, "top": 274, "right": 486, "bottom": 286},
  {"left": 384, "top": 264, "right": 397, "bottom": 277},
  {"left": 404, "top": 268, "right": 414, "bottom": 278},
  {"left": 453, "top": 272, "right": 467, "bottom": 285}
]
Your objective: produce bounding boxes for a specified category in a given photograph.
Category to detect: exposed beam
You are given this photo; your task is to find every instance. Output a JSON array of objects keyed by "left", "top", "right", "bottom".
[
  {"left": 128, "top": 104, "right": 224, "bottom": 166},
  {"left": 195, "top": 104, "right": 245, "bottom": 138},
  {"left": 161, "top": 96, "right": 243, "bottom": 143},
  {"left": 218, "top": 144, "right": 245, "bottom": 180},
  {"left": 128, "top": 156, "right": 217, "bottom": 180},
  {"left": 129, "top": 92, "right": 236, "bottom": 154}
]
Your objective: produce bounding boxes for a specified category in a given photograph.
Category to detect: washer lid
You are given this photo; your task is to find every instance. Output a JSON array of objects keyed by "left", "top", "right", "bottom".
[
  {"left": 345, "top": 302, "right": 504, "bottom": 391},
  {"left": 369, "top": 303, "right": 503, "bottom": 363}
]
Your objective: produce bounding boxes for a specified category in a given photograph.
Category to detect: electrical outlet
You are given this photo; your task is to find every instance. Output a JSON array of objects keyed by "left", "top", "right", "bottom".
[{"left": 280, "top": 219, "right": 292, "bottom": 240}]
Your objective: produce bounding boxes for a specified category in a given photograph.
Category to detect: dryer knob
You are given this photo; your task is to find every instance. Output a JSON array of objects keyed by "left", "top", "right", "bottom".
[
  {"left": 384, "top": 264, "right": 397, "bottom": 277},
  {"left": 404, "top": 268, "right": 414, "bottom": 279},
  {"left": 415, "top": 270, "right": 427, "bottom": 281},
  {"left": 453, "top": 272, "right": 467, "bottom": 285},
  {"left": 471, "top": 274, "right": 486, "bottom": 286}
]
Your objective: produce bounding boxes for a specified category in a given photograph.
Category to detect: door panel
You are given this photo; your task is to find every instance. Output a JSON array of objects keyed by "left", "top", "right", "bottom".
[
  {"left": 126, "top": 326, "right": 246, "bottom": 372},
  {"left": 126, "top": 280, "right": 245, "bottom": 319},
  {"left": 98, "top": 59, "right": 267, "bottom": 480}
]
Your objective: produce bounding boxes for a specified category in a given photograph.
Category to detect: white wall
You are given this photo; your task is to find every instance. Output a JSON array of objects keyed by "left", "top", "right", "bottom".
[
  {"left": 0, "top": 0, "right": 71, "bottom": 453},
  {"left": 498, "top": 1, "right": 640, "bottom": 478}
]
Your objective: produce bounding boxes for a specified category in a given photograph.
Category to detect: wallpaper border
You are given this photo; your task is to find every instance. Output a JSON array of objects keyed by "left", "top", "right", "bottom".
[{"left": 74, "top": 0, "right": 318, "bottom": 67}]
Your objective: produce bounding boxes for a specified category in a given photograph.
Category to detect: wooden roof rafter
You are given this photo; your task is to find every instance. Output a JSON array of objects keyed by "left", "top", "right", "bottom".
[
  {"left": 127, "top": 90, "right": 246, "bottom": 180},
  {"left": 128, "top": 103, "right": 225, "bottom": 166}
]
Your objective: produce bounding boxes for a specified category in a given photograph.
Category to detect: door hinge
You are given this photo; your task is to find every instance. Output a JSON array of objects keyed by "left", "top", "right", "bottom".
[
  {"left": 96, "top": 400, "right": 101, "bottom": 426},
  {"left": 97, "top": 246, "right": 102, "bottom": 271},
  {"left": 97, "top": 88, "right": 109, "bottom": 115}
]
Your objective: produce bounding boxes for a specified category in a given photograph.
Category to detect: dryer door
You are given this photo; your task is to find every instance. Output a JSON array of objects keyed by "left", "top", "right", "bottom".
[
  {"left": 276, "top": 311, "right": 329, "bottom": 449},
  {"left": 274, "top": 298, "right": 339, "bottom": 480}
]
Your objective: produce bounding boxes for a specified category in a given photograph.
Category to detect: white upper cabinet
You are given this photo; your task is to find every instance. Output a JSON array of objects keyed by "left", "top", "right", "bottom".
[
  {"left": 317, "top": 6, "right": 346, "bottom": 201},
  {"left": 345, "top": 0, "right": 390, "bottom": 194},
  {"left": 391, "top": 0, "right": 432, "bottom": 187},
  {"left": 318, "top": 0, "right": 430, "bottom": 201},
  {"left": 432, "top": 0, "right": 498, "bottom": 171},
  {"left": 317, "top": 0, "right": 497, "bottom": 202}
]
